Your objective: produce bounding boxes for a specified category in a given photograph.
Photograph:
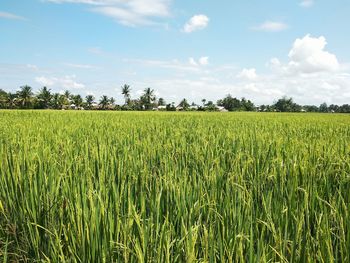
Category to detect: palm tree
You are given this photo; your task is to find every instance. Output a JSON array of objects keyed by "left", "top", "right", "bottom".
[
  {"left": 64, "top": 90, "right": 71, "bottom": 100},
  {"left": 17, "top": 85, "right": 33, "bottom": 108},
  {"left": 51, "top": 93, "right": 60, "bottom": 109},
  {"left": 109, "top": 97, "right": 115, "bottom": 106},
  {"left": 6, "top": 92, "right": 17, "bottom": 109},
  {"left": 85, "top": 95, "right": 95, "bottom": 110},
  {"left": 142, "top": 87, "right": 155, "bottom": 110},
  {"left": 202, "top": 99, "right": 206, "bottom": 107},
  {"left": 99, "top": 95, "right": 109, "bottom": 110},
  {"left": 37, "top": 87, "right": 52, "bottom": 109},
  {"left": 121, "top": 84, "right": 131, "bottom": 105},
  {"left": 63, "top": 90, "right": 71, "bottom": 106},
  {"left": 72, "top": 95, "right": 83, "bottom": 108}
]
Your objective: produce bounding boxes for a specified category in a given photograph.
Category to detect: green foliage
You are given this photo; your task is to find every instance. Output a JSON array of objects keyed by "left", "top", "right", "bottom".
[
  {"left": 178, "top": 98, "right": 190, "bottom": 110},
  {"left": 99, "top": 95, "right": 109, "bottom": 110},
  {"left": 85, "top": 95, "right": 95, "bottom": 110},
  {"left": 273, "top": 97, "right": 301, "bottom": 112},
  {"left": 0, "top": 111, "right": 349, "bottom": 262},
  {"left": 217, "top": 95, "right": 255, "bottom": 112},
  {"left": 37, "top": 87, "right": 52, "bottom": 109}
]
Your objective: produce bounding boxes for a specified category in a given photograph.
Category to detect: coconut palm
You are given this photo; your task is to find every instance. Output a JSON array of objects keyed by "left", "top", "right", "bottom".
[
  {"left": 17, "top": 85, "right": 33, "bottom": 108},
  {"left": 121, "top": 84, "right": 131, "bottom": 105},
  {"left": 6, "top": 92, "right": 17, "bottom": 109},
  {"left": 72, "top": 95, "right": 83, "bottom": 108},
  {"left": 142, "top": 87, "right": 155, "bottom": 110},
  {"left": 99, "top": 95, "right": 109, "bottom": 110},
  {"left": 64, "top": 90, "right": 71, "bottom": 100},
  {"left": 37, "top": 87, "right": 52, "bottom": 109},
  {"left": 85, "top": 95, "right": 95, "bottom": 110}
]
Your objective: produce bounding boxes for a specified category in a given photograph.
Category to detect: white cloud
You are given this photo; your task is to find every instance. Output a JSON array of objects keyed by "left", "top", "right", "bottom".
[
  {"left": 64, "top": 63, "right": 97, "bottom": 69},
  {"left": 125, "top": 58, "right": 202, "bottom": 72},
  {"left": 46, "top": 0, "right": 171, "bottom": 26},
  {"left": 237, "top": 68, "right": 257, "bottom": 80},
  {"left": 188, "top": 57, "right": 209, "bottom": 66},
  {"left": 35, "top": 76, "right": 55, "bottom": 86},
  {"left": 300, "top": 0, "right": 314, "bottom": 8},
  {"left": 35, "top": 75, "right": 85, "bottom": 89},
  {"left": 183, "top": 14, "right": 209, "bottom": 33},
  {"left": 199, "top": 57, "right": 209, "bottom": 66},
  {"left": 0, "top": 11, "right": 26, "bottom": 20},
  {"left": 287, "top": 34, "right": 340, "bottom": 74},
  {"left": 252, "top": 21, "right": 288, "bottom": 32},
  {"left": 189, "top": 58, "right": 198, "bottom": 66},
  {"left": 26, "top": 64, "right": 39, "bottom": 71}
]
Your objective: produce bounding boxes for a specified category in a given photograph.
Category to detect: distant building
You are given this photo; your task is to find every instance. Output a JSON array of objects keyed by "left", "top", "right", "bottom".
[
  {"left": 157, "top": 105, "right": 167, "bottom": 111},
  {"left": 216, "top": 106, "right": 228, "bottom": 112}
]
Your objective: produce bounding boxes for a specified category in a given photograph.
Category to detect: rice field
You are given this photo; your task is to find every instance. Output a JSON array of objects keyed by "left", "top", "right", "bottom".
[{"left": 0, "top": 110, "right": 349, "bottom": 262}]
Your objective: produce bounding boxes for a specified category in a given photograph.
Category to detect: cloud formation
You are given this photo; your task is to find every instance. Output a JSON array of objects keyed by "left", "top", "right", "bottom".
[
  {"left": 252, "top": 21, "right": 288, "bottom": 32},
  {"left": 183, "top": 15, "right": 209, "bottom": 33},
  {"left": 35, "top": 75, "right": 85, "bottom": 89},
  {"left": 46, "top": 0, "right": 171, "bottom": 26},
  {"left": 189, "top": 57, "right": 209, "bottom": 66},
  {"left": 269, "top": 34, "right": 340, "bottom": 75},
  {"left": 237, "top": 68, "right": 257, "bottom": 80},
  {"left": 0, "top": 11, "right": 26, "bottom": 20}
]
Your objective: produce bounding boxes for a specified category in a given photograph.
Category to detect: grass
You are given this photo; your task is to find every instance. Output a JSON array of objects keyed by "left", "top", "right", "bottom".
[{"left": 0, "top": 110, "right": 349, "bottom": 262}]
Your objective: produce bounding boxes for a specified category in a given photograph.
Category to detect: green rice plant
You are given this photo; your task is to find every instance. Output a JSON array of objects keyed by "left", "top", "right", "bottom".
[{"left": 0, "top": 110, "right": 349, "bottom": 262}]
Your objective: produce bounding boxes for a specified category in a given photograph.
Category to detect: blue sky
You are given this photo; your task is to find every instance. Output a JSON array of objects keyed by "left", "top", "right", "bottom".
[{"left": 1, "top": 0, "right": 350, "bottom": 105}]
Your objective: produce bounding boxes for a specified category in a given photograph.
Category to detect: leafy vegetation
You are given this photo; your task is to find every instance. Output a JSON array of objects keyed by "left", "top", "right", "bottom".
[
  {"left": 0, "top": 111, "right": 349, "bottom": 262},
  {"left": 1, "top": 85, "right": 350, "bottom": 112}
]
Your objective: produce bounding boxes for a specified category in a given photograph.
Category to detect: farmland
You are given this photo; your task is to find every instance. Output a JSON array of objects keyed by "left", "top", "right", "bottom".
[{"left": 0, "top": 111, "right": 349, "bottom": 262}]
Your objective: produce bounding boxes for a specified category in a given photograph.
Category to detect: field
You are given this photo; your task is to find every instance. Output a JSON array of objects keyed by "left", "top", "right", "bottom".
[{"left": 0, "top": 111, "right": 349, "bottom": 262}]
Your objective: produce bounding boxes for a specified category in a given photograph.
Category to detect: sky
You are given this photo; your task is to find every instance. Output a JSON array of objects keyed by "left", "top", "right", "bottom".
[{"left": 1, "top": 0, "right": 350, "bottom": 105}]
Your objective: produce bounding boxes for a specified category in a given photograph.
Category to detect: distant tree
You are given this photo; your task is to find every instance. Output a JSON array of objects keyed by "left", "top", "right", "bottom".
[
  {"left": 64, "top": 90, "right": 70, "bottom": 99},
  {"left": 205, "top": 101, "right": 217, "bottom": 111},
  {"left": 158, "top": 97, "right": 166, "bottom": 106},
  {"left": 319, "top": 102, "right": 328, "bottom": 113},
  {"left": 217, "top": 95, "right": 241, "bottom": 111},
  {"left": 17, "top": 85, "right": 33, "bottom": 108},
  {"left": 7, "top": 92, "right": 17, "bottom": 109},
  {"left": 258, "top": 105, "right": 268, "bottom": 112},
  {"left": 328, "top": 104, "right": 339, "bottom": 113},
  {"left": 99, "top": 95, "right": 109, "bottom": 110},
  {"left": 0, "top": 89, "right": 8, "bottom": 108},
  {"left": 178, "top": 98, "right": 190, "bottom": 110},
  {"left": 241, "top": 97, "right": 255, "bottom": 111},
  {"left": 37, "top": 87, "right": 52, "bottom": 109},
  {"left": 201, "top": 99, "right": 206, "bottom": 107},
  {"left": 274, "top": 97, "right": 301, "bottom": 112},
  {"left": 85, "top": 95, "right": 95, "bottom": 110},
  {"left": 51, "top": 93, "right": 65, "bottom": 109},
  {"left": 121, "top": 84, "right": 131, "bottom": 105},
  {"left": 72, "top": 95, "right": 83, "bottom": 108},
  {"left": 109, "top": 97, "right": 115, "bottom": 106},
  {"left": 339, "top": 104, "right": 350, "bottom": 113},
  {"left": 303, "top": 105, "right": 319, "bottom": 112},
  {"left": 141, "top": 87, "right": 156, "bottom": 110},
  {"left": 166, "top": 102, "right": 176, "bottom": 111}
]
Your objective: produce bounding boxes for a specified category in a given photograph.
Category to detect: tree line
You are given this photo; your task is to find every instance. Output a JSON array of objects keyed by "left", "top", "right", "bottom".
[{"left": 0, "top": 84, "right": 349, "bottom": 113}]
